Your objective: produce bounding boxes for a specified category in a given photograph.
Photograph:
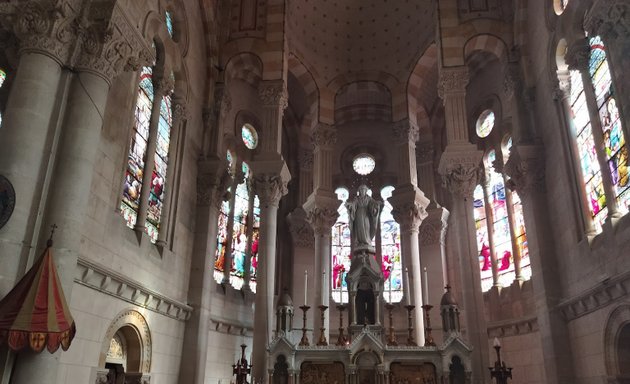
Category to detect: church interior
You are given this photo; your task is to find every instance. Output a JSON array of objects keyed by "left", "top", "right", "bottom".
[{"left": 0, "top": 0, "right": 629, "bottom": 383}]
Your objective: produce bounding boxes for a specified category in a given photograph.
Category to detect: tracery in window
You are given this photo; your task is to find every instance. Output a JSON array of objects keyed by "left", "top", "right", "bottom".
[
  {"left": 476, "top": 110, "right": 495, "bottom": 138},
  {"left": 242, "top": 124, "right": 258, "bottom": 149},
  {"left": 352, "top": 154, "right": 376, "bottom": 175},
  {"left": 332, "top": 187, "right": 351, "bottom": 303},
  {"left": 121, "top": 66, "right": 154, "bottom": 229},
  {"left": 380, "top": 186, "right": 403, "bottom": 303},
  {"left": 589, "top": 36, "right": 629, "bottom": 214},
  {"left": 165, "top": 11, "right": 174, "bottom": 37}
]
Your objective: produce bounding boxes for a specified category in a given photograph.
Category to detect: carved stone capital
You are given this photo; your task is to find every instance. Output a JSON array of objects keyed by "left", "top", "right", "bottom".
[
  {"left": 505, "top": 145, "right": 546, "bottom": 197},
  {"left": 553, "top": 70, "right": 571, "bottom": 101},
  {"left": 287, "top": 208, "right": 315, "bottom": 248},
  {"left": 253, "top": 174, "right": 289, "bottom": 207},
  {"left": 438, "top": 149, "right": 483, "bottom": 199},
  {"left": 393, "top": 119, "right": 420, "bottom": 144},
  {"left": 197, "top": 169, "right": 232, "bottom": 209},
  {"left": 585, "top": 0, "right": 630, "bottom": 41},
  {"left": 503, "top": 64, "right": 522, "bottom": 100},
  {"left": 306, "top": 207, "right": 339, "bottom": 236},
  {"left": 298, "top": 149, "right": 314, "bottom": 170},
  {"left": 416, "top": 141, "right": 434, "bottom": 164},
  {"left": 258, "top": 81, "right": 288, "bottom": 110},
  {"left": 419, "top": 221, "right": 440, "bottom": 246},
  {"left": 438, "top": 67, "right": 469, "bottom": 99},
  {"left": 565, "top": 39, "right": 590, "bottom": 72},
  {"left": 173, "top": 99, "right": 189, "bottom": 123},
  {"left": 155, "top": 74, "right": 175, "bottom": 95},
  {"left": 312, "top": 123, "right": 337, "bottom": 149},
  {"left": 392, "top": 202, "right": 427, "bottom": 232}
]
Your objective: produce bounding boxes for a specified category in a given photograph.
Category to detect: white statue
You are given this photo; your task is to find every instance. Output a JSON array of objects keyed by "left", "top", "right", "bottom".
[{"left": 345, "top": 185, "right": 383, "bottom": 253}]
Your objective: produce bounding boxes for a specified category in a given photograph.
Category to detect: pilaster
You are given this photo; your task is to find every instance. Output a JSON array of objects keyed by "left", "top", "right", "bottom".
[
  {"left": 438, "top": 67, "right": 470, "bottom": 146},
  {"left": 258, "top": 81, "right": 288, "bottom": 155}
]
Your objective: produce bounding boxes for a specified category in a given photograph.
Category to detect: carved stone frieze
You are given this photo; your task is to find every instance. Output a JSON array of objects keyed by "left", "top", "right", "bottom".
[
  {"left": 585, "top": 0, "right": 630, "bottom": 41},
  {"left": 505, "top": 146, "right": 546, "bottom": 197},
  {"left": 253, "top": 173, "right": 289, "bottom": 207},
  {"left": 312, "top": 123, "right": 337, "bottom": 149},
  {"left": 306, "top": 206, "right": 339, "bottom": 236},
  {"left": 393, "top": 119, "right": 420, "bottom": 144},
  {"left": 437, "top": 67, "right": 469, "bottom": 99},
  {"left": 258, "top": 81, "right": 288, "bottom": 110},
  {"left": 564, "top": 39, "right": 590, "bottom": 72}
]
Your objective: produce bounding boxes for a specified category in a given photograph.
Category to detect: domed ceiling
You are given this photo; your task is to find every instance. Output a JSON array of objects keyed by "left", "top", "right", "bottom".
[{"left": 287, "top": 0, "right": 436, "bottom": 86}]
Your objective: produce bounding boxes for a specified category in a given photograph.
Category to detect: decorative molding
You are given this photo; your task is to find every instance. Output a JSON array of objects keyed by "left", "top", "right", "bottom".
[
  {"left": 312, "top": 123, "right": 337, "bottom": 149},
  {"left": 438, "top": 67, "right": 469, "bottom": 99},
  {"left": 604, "top": 304, "right": 630, "bottom": 376},
  {"left": 504, "top": 145, "right": 546, "bottom": 197},
  {"left": 98, "top": 309, "right": 153, "bottom": 373},
  {"left": 253, "top": 173, "right": 289, "bottom": 207},
  {"left": 564, "top": 38, "right": 590, "bottom": 72},
  {"left": 75, "top": 257, "right": 192, "bottom": 322},
  {"left": 557, "top": 270, "right": 630, "bottom": 322},
  {"left": 585, "top": 0, "right": 630, "bottom": 41},
  {"left": 487, "top": 316, "right": 539, "bottom": 338},
  {"left": 210, "top": 316, "right": 254, "bottom": 336},
  {"left": 258, "top": 81, "right": 288, "bottom": 110},
  {"left": 393, "top": 119, "right": 420, "bottom": 144}
]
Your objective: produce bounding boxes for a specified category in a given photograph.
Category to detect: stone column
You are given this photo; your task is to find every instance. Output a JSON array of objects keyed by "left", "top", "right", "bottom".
[
  {"left": 303, "top": 123, "right": 340, "bottom": 342},
  {"left": 505, "top": 145, "right": 576, "bottom": 384},
  {"left": 437, "top": 66, "right": 488, "bottom": 383},
  {"left": 0, "top": 1, "right": 65, "bottom": 296},
  {"left": 389, "top": 120, "right": 430, "bottom": 345},
  {"left": 10, "top": 4, "right": 152, "bottom": 382},
  {"left": 178, "top": 162, "right": 230, "bottom": 384},
  {"left": 250, "top": 166, "right": 290, "bottom": 382}
]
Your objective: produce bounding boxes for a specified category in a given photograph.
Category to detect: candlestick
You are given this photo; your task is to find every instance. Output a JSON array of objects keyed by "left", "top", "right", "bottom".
[
  {"left": 404, "top": 304, "right": 416, "bottom": 346},
  {"left": 317, "top": 305, "right": 328, "bottom": 346},
  {"left": 304, "top": 270, "right": 308, "bottom": 306},
  {"left": 299, "top": 305, "right": 310, "bottom": 346},
  {"left": 423, "top": 267, "right": 429, "bottom": 304},
  {"left": 385, "top": 303, "right": 397, "bottom": 346},
  {"left": 336, "top": 304, "right": 348, "bottom": 346},
  {"left": 321, "top": 269, "right": 326, "bottom": 306},
  {"left": 405, "top": 268, "right": 411, "bottom": 306},
  {"left": 421, "top": 304, "right": 436, "bottom": 346}
]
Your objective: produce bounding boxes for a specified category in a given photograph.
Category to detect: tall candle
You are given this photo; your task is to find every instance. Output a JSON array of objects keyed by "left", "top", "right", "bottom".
[
  {"left": 423, "top": 267, "right": 429, "bottom": 304},
  {"left": 388, "top": 272, "right": 392, "bottom": 304},
  {"left": 405, "top": 267, "right": 411, "bottom": 305},
  {"left": 322, "top": 269, "right": 326, "bottom": 305},
  {"left": 341, "top": 272, "right": 345, "bottom": 305},
  {"left": 304, "top": 270, "right": 308, "bottom": 305}
]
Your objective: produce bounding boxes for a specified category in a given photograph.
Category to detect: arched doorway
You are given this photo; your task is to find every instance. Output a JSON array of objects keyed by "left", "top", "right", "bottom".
[{"left": 604, "top": 305, "right": 630, "bottom": 383}]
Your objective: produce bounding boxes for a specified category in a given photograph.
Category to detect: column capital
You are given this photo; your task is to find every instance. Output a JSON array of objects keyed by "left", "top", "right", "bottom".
[
  {"left": 298, "top": 149, "right": 314, "bottom": 170},
  {"left": 251, "top": 160, "right": 291, "bottom": 207},
  {"left": 197, "top": 161, "right": 232, "bottom": 209},
  {"left": 287, "top": 208, "right": 315, "bottom": 248},
  {"left": 303, "top": 191, "right": 340, "bottom": 236},
  {"left": 564, "top": 38, "right": 590, "bottom": 72},
  {"left": 419, "top": 208, "right": 448, "bottom": 246},
  {"left": 393, "top": 119, "right": 420, "bottom": 144},
  {"left": 438, "top": 148, "right": 483, "bottom": 199},
  {"left": 505, "top": 145, "right": 546, "bottom": 198},
  {"left": 390, "top": 185, "right": 430, "bottom": 232},
  {"left": 312, "top": 123, "right": 337, "bottom": 149},
  {"left": 258, "top": 80, "right": 288, "bottom": 110},
  {"left": 553, "top": 69, "right": 571, "bottom": 101},
  {"left": 416, "top": 141, "right": 434, "bottom": 164},
  {"left": 503, "top": 63, "right": 522, "bottom": 100},
  {"left": 438, "top": 67, "right": 469, "bottom": 99},
  {"left": 585, "top": 0, "right": 630, "bottom": 41},
  {"left": 155, "top": 74, "right": 175, "bottom": 95}
]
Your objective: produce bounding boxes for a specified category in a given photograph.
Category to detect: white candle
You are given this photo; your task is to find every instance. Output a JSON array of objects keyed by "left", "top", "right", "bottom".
[
  {"left": 423, "top": 267, "right": 429, "bottom": 304},
  {"left": 341, "top": 272, "right": 344, "bottom": 305},
  {"left": 405, "top": 267, "right": 411, "bottom": 305},
  {"left": 322, "top": 269, "right": 326, "bottom": 306},
  {"left": 304, "top": 270, "right": 308, "bottom": 306},
  {"left": 388, "top": 271, "right": 392, "bottom": 304}
]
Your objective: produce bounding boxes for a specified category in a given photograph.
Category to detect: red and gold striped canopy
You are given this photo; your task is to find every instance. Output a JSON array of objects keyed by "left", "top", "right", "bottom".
[{"left": 0, "top": 245, "right": 76, "bottom": 353}]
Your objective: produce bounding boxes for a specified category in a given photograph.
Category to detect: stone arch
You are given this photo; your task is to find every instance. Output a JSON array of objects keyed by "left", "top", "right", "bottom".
[
  {"left": 99, "top": 309, "right": 152, "bottom": 374},
  {"left": 288, "top": 54, "right": 320, "bottom": 137},
  {"left": 335, "top": 81, "right": 392, "bottom": 125},
  {"left": 159, "top": 0, "right": 189, "bottom": 53},
  {"left": 604, "top": 305, "right": 630, "bottom": 377},
  {"left": 225, "top": 52, "right": 264, "bottom": 88},
  {"left": 404, "top": 43, "right": 438, "bottom": 132},
  {"left": 463, "top": 34, "right": 509, "bottom": 65}
]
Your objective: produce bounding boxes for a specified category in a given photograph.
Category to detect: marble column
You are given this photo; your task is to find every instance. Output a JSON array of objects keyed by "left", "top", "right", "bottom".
[
  {"left": 9, "top": 5, "right": 152, "bottom": 382},
  {"left": 303, "top": 123, "right": 340, "bottom": 342},
  {"left": 505, "top": 145, "right": 576, "bottom": 384},
  {"left": 178, "top": 161, "right": 231, "bottom": 384},
  {"left": 437, "top": 66, "right": 488, "bottom": 383},
  {"left": 389, "top": 120, "right": 430, "bottom": 345},
  {"left": 251, "top": 166, "right": 290, "bottom": 382}
]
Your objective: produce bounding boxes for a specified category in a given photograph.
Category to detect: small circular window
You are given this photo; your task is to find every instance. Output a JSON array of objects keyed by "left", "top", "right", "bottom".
[
  {"left": 241, "top": 124, "right": 258, "bottom": 149},
  {"left": 476, "top": 110, "right": 495, "bottom": 138},
  {"left": 353, "top": 154, "right": 376, "bottom": 175}
]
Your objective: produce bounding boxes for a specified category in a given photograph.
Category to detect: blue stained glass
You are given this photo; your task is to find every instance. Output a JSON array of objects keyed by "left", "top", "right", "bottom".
[
  {"left": 230, "top": 162, "right": 250, "bottom": 288},
  {"left": 332, "top": 188, "right": 351, "bottom": 304},
  {"left": 380, "top": 186, "right": 403, "bottom": 304},
  {"left": 214, "top": 186, "right": 232, "bottom": 283},
  {"left": 476, "top": 110, "right": 495, "bottom": 138},
  {"left": 250, "top": 195, "right": 260, "bottom": 293},
  {"left": 242, "top": 124, "right": 258, "bottom": 149},
  {"left": 512, "top": 192, "right": 530, "bottom": 281},
  {"left": 474, "top": 185, "right": 492, "bottom": 292},
  {"left": 165, "top": 12, "right": 174, "bottom": 37}
]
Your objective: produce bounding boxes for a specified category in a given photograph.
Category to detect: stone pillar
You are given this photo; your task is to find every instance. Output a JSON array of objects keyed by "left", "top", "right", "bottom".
[
  {"left": 505, "top": 145, "right": 576, "bottom": 384},
  {"left": 250, "top": 166, "right": 290, "bottom": 382},
  {"left": 437, "top": 66, "right": 488, "bottom": 383},
  {"left": 178, "top": 161, "right": 231, "bottom": 384},
  {"left": 585, "top": 0, "right": 630, "bottom": 136},
  {"left": 298, "top": 150, "right": 314, "bottom": 205},
  {"left": 389, "top": 120, "right": 430, "bottom": 345},
  {"left": 303, "top": 123, "right": 340, "bottom": 343},
  {"left": 10, "top": 3, "right": 152, "bottom": 382},
  {"left": 0, "top": 1, "right": 64, "bottom": 296}
]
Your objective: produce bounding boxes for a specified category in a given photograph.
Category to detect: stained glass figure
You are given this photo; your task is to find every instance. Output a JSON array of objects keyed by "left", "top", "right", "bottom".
[
  {"left": 352, "top": 154, "right": 376, "bottom": 175},
  {"left": 242, "top": 124, "right": 258, "bottom": 149},
  {"left": 512, "top": 191, "right": 530, "bottom": 281},
  {"left": 569, "top": 68, "right": 607, "bottom": 232},
  {"left": 230, "top": 162, "right": 251, "bottom": 289},
  {"left": 476, "top": 110, "right": 495, "bottom": 138},
  {"left": 214, "top": 186, "right": 232, "bottom": 284},
  {"left": 380, "top": 186, "right": 403, "bottom": 303},
  {"left": 165, "top": 11, "right": 174, "bottom": 37},
  {"left": 589, "top": 36, "right": 629, "bottom": 215},
  {"left": 473, "top": 185, "right": 493, "bottom": 292},
  {"left": 249, "top": 195, "right": 260, "bottom": 293},
  {"left": 121, "top": 66, "right": 154, "bottom": 229},
  {"left": 332, "top": 187, "right": 351, "bottom": 303}
]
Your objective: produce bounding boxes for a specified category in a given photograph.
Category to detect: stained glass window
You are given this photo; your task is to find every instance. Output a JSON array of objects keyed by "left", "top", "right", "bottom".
[
  {"left": 589, "top": 36, "right": 629, "bottom": 215},
  {"left": 242, "top": 124, "right": 258, "bottom": 149},
  {"left": 214, "top": 151, "right": 235, "bottom": 284},
  {"left": 0, "top": 68, "right": 6, "bottom": 128},
  {"left": 476, "top": 110, "right": 495, "bottom": 138},
  {"left": 230, "top": 162, "right": 251, "bottom": 289},
  {"left": 165, "top": 11, "right": 174, "bottom": 37},
  {"left": 353, "top": 154, "right": 376, "bottom": 175},
  {"left": 474, "top": 185, "right": 493, "bottom": 292},
  {"left": 512, "top": 191, "right": 530, "bottom": 280},
  {"left": 121, "top": 66, "right": 154, "bottom": 229},
  {"left": 332, "top": 187, "right": 351, "bottom": 303},
  {"left": 249, "top": 195, "right": 260, "bottom": 293},
  {"left": 380, "top": 186, "right": 403, "bottom": 303}
]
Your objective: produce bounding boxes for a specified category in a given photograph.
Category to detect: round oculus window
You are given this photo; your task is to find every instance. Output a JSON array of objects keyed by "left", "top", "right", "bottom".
[
  {"left": 241, "top": 124, "right": 258, "bottom": 149},
  {"left": 352, "top": 154, "right": 376, "bottom": 175},
  {"left": 476, "top": 110, "right": 495, "bottom": 138}
]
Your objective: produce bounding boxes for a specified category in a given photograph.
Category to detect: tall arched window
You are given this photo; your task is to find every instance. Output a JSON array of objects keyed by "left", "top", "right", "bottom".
[
  {"left": 380, "top": 186, "right": 403, "bottom": 303},
  {"left": 563, "top": 35, "right": 628, "bottom": 233},
  {"left": 230, "top": 162, "right": 252, "bottom": 289},
  {"left": 332, "top": 187, "right": 351, "bottom": 303},
  {"left": 0, "top": 68, "right": 6, "bottom": 127},
  {"left": 214, "top": 150, "right": 234, "bottom": 284}
]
